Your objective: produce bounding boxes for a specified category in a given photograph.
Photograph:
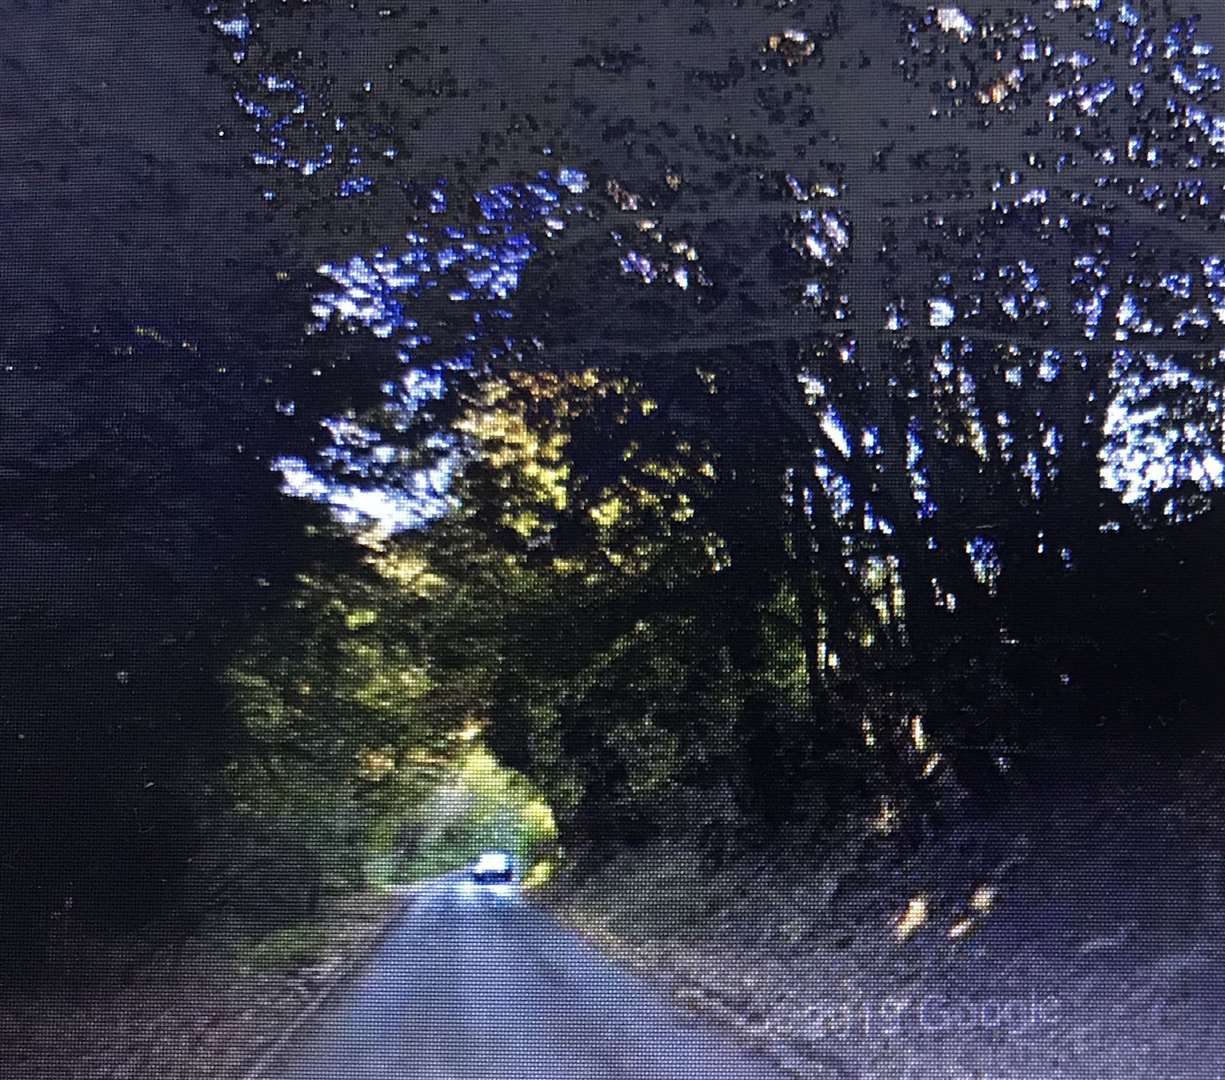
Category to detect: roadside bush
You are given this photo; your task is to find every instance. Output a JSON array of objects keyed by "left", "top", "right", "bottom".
[{"left": 236, "top": 925, "right": 329, "bottom": 973}]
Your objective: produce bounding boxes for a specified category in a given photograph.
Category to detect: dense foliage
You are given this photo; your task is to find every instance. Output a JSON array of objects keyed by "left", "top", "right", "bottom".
[
  {"left": 8, "top": 0, "right": 1225, "bottom": 947},
  {"left": 214, "top": 0, "right": 1225, "bottom": 860}
]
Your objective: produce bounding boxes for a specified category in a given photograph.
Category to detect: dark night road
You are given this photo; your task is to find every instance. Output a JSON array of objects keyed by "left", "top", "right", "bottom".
[{"left": 257, "top": 875, "right": 792, "bottom": 1080}]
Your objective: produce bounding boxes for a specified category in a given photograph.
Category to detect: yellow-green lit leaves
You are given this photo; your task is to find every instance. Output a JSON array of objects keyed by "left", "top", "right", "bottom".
[
  {"left": 397, "top": 746, "right": 560, "bottom": 882},
  {"left": 344, "top": 607, "right": 378, "bottom": 630},
  {"left": 373, "top": 550, "right": 447, "bottom": 596},
  {"left": 454, "top": 373, "right": 574, "bottom": 543},
  {"left": 223, "top": 553, "right": 466, "bottom": 818},
  {"left": 451, "top": 369, "right": 721, "bottom": 580}
]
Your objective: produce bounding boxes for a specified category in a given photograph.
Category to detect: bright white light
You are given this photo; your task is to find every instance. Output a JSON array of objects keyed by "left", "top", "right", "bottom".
[
  {"left": 558, "top": 167, "right": 589, "bottom": 194},
  {"left": 929, "top": 298, "right": 956, "bottom": 327},
  {"left": 935, "top": 7, "right": 975, "bottom": 40},
  {"left": 821, "top": 409, "right": 852, "bottom": 457}
]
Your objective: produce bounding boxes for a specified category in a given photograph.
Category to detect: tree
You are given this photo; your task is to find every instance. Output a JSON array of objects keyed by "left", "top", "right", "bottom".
[
  {"left": 223, "top": 0, "right": 1225, "bottom": 754},
  {"left": 15, "top": 0, "right": 1210, "bottom": 894},
  {"left": 0, "top": 0, "right": 410, "bottom": 945}
]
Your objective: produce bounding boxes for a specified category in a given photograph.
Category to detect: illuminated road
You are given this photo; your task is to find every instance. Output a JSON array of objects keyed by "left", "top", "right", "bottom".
[{"left": 257, "top": 873, "right": 790, "bottom": 1080}]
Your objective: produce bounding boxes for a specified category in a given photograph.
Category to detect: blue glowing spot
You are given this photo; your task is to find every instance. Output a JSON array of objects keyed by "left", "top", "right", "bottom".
[
  {"left": 1077, "top": 80, "right": 1115, "bottom": 116},
  {"left": 1102, "top": 350, "right": 1225, "bottom": 508},
  {"left": 261, "top": 73, "right": 298, "bottom": 92},
  {"left": 966, "top": 536, "right": 1001, "bottom": 592},
  {"left": 906, "top": 419, "right": 925, "bottom": 469},
  {"left": 214, "top": 15, "right": 251, "bottom": 40},
  {"left": 234, "top": 90, "right": 271, "bottom": 119},
  {"left": 339, "top": 175, "right": 375, "bottom": 198},
  {"left": 813, "top": 460, "right": 854, "bottom": 521},
  {"left": 928, "top": 298, "right": 956, "bottom": 327},
  {"left": 620, "top": 251, "right": 657, "bottom": 283},
  {"left": 525, "top": 182, "right": 560, "bottom": 205},
  {"left": 1160, "top": 272, "right": 1193, "bottom": 299},
  {"left": 820, "top": 408, "right": 852, "bottom": 457}
]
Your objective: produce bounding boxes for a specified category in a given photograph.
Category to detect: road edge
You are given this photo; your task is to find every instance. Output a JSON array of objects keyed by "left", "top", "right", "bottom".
[{"left": 238, "top": 882, "right": 426, "bottom": 1080}]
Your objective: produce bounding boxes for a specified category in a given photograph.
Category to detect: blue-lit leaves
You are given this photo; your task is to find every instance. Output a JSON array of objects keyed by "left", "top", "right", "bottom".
[
  {"left": 793, "top": 208, "right": 851, "bottom": 268},
  {"left": 928, "top": 298, "right": 956, "bottom": 328},
  {"left": 557, "top": 167, "right": 590, "bottom": 194},
  {"left": 607, "top": 221, "right": 707, "bottom": 295},
  {"left": 620, "top": 250, "right": 657, "bottom": 285},
  {"left": 996, "top": 259, "right": 1049, "bottom": 323},
  {"left": 313, "top": 223, "right": 534, "bottom": 342},
  {"left": 813, "top": 452, "right": 855, "bottom": 523},
  {"left": 1165, "top": 18, "right": 1204, "bottom": 62},
  {"left": 1046, "top": 77, "right": 1114, "bottom": 118},
  {"left": 1072, "top": 253, "right": 1111, "bottom": 340},
  {"left": 933, "top": 7, "right": 976, "bottom": 41},
  {"left": 1199, "top": 257, "right": 1225, "bottom": 327},
  {"left": 1115, "top": 291, "right": 1166, "bottom": 340},
  {"left": 210, "top": 0, "right": 1225, "bottom": 552},
  {"left": 208, "top": 0, "right": 252, "bottom": 62},
  {"left": 234, "top": 89, "right": 271, "bottom": 121},
  {"left": 1172, "top": 60, "right": 1222, "bottom": 96},
  {"left": 276, "top": 452, "right": 449, "bottom": 532},
  {"left": 260, "top": 73, "right": 299, "bottom": 95},
  {"left": 475, "top": 179, "right": 561, "bottom": 223},
  {"left": 1101, "top": 349, "right": 1225, "bottom": 511},
  {"left": 292, "top": 167, "right": 600, "bottom": 529},
  {"left": 339, "top": 176, "right": 375, "bottom": 199},
  {"left": 275, "top": 357, "right": 458, "bottom": 530},
  {"left": 213, "top": 14, "right": 251, "bottom": 41},
  {"left": 231, "top": 68, "right": 340, "bottom": 181},
  {"left": 1159, "top": 271, "right": 1194, "bottom": 301},
  {"left": 1080, "top": 79, "right": 1116, "bottom": 117},
  {"left": 966, "top": 536, "right": 1001, "bottom": 594},
  {"left": 313, "top": 253, "right": 405, "bottom": 340},
  {"left": 907, "top": 418, "right": 937, "bottom": 520}
]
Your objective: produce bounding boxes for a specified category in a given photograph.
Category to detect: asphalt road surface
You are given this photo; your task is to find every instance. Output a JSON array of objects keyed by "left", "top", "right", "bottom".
[{"left": 259, "top": 874, "right": 791, "bottom": 1080}]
